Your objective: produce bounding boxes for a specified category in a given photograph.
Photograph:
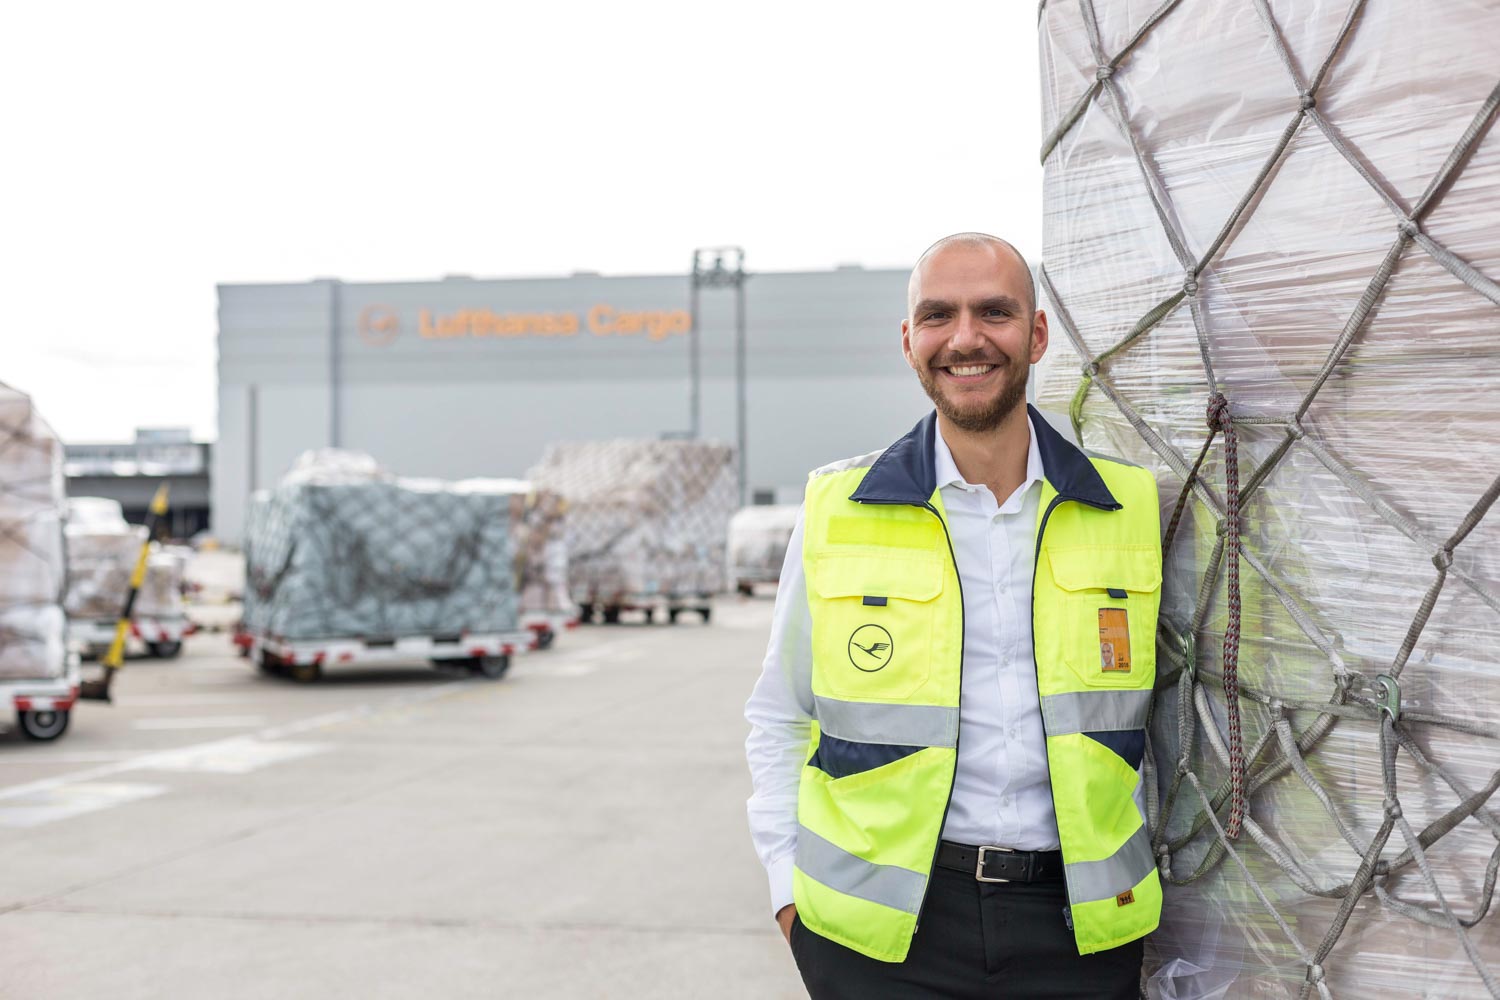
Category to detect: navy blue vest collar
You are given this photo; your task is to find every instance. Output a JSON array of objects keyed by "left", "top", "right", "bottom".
[{"left": 848, "top": 404, "right": 1120, "bottom": 511}]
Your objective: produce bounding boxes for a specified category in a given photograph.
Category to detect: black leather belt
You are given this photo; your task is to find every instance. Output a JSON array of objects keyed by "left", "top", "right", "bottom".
[{"left": 936, "top": 841, "right": 1064, "bottom": 883}]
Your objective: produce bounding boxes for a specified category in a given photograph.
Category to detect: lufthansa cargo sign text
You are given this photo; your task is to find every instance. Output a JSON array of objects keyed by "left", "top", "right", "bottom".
[{"left": 357, "top": 304, "right": 691, "bottom": 346}]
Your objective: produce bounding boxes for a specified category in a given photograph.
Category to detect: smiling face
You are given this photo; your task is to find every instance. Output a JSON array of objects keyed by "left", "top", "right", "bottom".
[{"left": 902, "top": 240, "right": 1048, "bottom": 433}]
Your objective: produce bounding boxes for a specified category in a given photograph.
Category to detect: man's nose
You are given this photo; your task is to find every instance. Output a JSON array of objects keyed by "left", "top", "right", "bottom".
[{"left": 948, "top": 310, "right": 984, "bottom": 350}]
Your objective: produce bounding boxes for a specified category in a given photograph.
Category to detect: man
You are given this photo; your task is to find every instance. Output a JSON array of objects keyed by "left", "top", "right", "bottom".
[{"left": 744, "top": 234, "right": 1160, "bottom": 997}]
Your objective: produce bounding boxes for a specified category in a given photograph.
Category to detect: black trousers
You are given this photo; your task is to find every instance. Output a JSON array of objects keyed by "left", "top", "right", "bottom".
[{"left": 789, "top": 864, "right": 1144, "bottom": 998}]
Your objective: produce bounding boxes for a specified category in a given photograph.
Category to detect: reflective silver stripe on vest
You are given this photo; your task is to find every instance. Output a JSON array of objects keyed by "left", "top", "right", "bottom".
[
  {"left": 1064, "top": 824, "right": 1155, "bottom": 903},
  {"left": 814, "top": 696, "right": 959, "bottom": 748},
  {"left": 796, "top": 824, "right": 927, "bottom": 914},
  {"left": 1041, "top": 689, "right": 1152, "bottom": 736}
]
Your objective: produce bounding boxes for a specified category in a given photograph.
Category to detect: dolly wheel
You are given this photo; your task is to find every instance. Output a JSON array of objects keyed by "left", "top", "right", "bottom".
[
  {"left": 699, "top": 606, "right": 713, "bottom": 624},
  {"left": 536, "top": 629, "right": 556, "bottom": 650},
  {"left": 667, "top": 608, "right": 681, "bottom": 625},
  {"left": 470, "top": 654, "right": 510, "bottom": 680},
  {"left": 601, "top": 606, "right": 621, "bottom": 625},
  {"left": 18, "top": 709, "right": 70, "bottom": 741},
  {"left": 148, "top": 640, "right": 183, "bottom": 659}
]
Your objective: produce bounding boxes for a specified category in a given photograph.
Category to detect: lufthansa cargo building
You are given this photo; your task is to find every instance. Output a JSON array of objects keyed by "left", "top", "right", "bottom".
[{"left": 213, "top": 265, "right": 927, "bottom": 545}]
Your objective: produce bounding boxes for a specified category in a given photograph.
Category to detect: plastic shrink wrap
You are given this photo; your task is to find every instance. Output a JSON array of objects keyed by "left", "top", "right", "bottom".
[
  {"left": 449, "top": 478, "right": 573, "bottom": 618},
  {"left": 526, "top": 440, "right": 737, "bottom": 604},
  {"left": 63, "top": 497, "right": 183, "bottom": 620},
  {"left": 243, "top": 451, "right": 517, "bottom": 641},
  {"left": 727, "top": 505, "right": 800, "bottom": 590},
  {"left": 0, "top": 383, "right": 67, "bottom": 682},
  {"left": 1037, "top": 2, "right": 1500, "bottom": 996}
]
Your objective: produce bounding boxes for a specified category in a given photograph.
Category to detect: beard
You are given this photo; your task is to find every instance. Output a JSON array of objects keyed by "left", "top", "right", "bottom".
[{"left": 915, "top": 340, "right": 1031, "bottom": 434}]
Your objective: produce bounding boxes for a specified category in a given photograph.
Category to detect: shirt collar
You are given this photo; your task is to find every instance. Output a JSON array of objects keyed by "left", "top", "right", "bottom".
[{"left": 933, "top": 414, "right": 1045, "bottom": 497}]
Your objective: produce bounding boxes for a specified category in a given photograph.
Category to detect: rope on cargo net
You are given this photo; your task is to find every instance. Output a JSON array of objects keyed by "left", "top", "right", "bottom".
[{"left": 1038, "top": 0, "right": 1500, "bottom": 995}]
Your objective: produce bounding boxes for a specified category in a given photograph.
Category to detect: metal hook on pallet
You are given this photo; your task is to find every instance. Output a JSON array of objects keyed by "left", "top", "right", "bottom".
[{"left": 1373, "top": 674, "right": 1401, "bottom": 722}]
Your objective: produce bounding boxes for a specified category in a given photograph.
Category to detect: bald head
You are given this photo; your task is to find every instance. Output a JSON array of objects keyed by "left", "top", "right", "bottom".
[{"left": 907, "top": 232, "right": 1036, "bottom": 318}]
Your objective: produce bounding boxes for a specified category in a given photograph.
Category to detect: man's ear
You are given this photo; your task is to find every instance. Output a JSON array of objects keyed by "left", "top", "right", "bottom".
[
  {"left": 1029, "top": 310, "right": 1049, "bottom": 365},
  {"left": 901, "top": 319, "right": 918, "bottom": 372}
]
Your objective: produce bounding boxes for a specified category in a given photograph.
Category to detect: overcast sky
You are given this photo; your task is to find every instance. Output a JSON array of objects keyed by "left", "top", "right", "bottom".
[{"left": 2, "top": 1, "right": 1042, "bottom": 443}]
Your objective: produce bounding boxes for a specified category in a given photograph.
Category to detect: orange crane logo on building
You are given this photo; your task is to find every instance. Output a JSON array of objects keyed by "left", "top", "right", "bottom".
[{"left": 358, "top": 305, "right": 401, "bottom": 347}]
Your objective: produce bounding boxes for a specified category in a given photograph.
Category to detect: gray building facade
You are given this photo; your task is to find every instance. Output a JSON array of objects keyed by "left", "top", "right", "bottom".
[
  {"left": 214, "top": 266, "right": 929, "bottom": 545},
  {"left": 66, "top": 429, "right": 211, "bottom": 539}
]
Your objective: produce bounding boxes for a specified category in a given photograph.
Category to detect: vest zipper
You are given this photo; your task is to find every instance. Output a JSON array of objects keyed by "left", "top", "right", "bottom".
[
  {"left": 1031, "top": 491, "right": 1121, "bottom": 924},
  {"left": 855, "top": 488, "right": 1115, "bottom": 937},
  {"left": 912, "top": 499, "right": 962, "bottom": 935}
]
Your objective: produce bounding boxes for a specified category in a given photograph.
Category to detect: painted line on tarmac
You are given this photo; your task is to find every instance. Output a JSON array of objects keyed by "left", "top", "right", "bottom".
[
  {"left": 0, "top": 679, "right": 477, "bottom": 805},
  {"left": 542, "top": 662, "right": 599, "bottom": 677},
  {"left": 0, "top": 636, "right": 658, "bottom": 818},
  {"left": 139, "top": 740, "right": 328, "bottom": 775},
  {"left": 131, "top": 716, "right": 269, "bottom": 731},
  {"left": 0, "top": 782, "right": 169, "bottom": 829},
  {"left": 0, "top": 752, "right": 139, "bottom": 766}
]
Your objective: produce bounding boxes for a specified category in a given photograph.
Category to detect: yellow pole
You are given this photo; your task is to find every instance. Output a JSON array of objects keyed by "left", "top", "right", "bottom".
[{"left": 82, "top": 483, "right": 170, "bottom": 702}]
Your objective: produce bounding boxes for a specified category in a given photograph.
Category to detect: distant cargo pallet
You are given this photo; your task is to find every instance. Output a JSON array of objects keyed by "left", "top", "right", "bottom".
[
  {"left": 70, "top": 616, "right": 196, "bottom": 659},
  {"left": 575, "top": 595, "right": 714, "bottom": 625},
  {"left": 0, "top": 659, "right": 82, "bottom": 742},
  {"left": 234, "top": 629, "right": 539, "bottom": 683}
]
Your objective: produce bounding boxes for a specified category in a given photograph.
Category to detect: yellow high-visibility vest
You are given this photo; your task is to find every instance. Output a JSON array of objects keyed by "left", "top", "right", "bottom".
[{"left": 793, "top": 406, "right": 1162, "bottom": 962}]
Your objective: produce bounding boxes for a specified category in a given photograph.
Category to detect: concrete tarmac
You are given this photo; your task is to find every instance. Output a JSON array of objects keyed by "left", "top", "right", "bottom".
[{"left": 0, "top": 598, "right": 803, "bottom": 999}]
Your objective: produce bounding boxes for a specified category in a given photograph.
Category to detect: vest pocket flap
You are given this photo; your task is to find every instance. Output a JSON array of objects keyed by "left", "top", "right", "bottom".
[
  {"left": 1047, "top": 545, "right": 1161, "bottom": 593},
  {"left": 810, "top": 552, "right": 944, "bottom": 602}
]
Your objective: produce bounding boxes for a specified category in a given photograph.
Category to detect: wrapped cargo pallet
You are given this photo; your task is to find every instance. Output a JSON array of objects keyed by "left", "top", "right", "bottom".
[
  {"left": 1037, "top": 3, "right": 1500, "bottom": 997},
  {"left": 0, "top": 383, "right": 67, "bottom": 682},
  {"left": 451, "top": 478, "right": 573, "bottom": 620},
  {"left": 243, "top": 451, "right": 517, "bottom": 641},
  {"left": 526, "top": 440, "right": 736, "bottom": 607},
  {"left": 513, "top": 485, "right": 572, "bottom": 620},
  {"left": 727, "top": 504, "right": 800, "bottom": 593},
  {"left": 64, "top": 497, "right": 184, "bottom": 620}
]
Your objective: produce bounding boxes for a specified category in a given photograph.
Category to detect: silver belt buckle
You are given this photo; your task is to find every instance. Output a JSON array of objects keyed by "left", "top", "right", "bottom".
[{"left": 975, "top": 845, "right": 1015, "bottom": 883}]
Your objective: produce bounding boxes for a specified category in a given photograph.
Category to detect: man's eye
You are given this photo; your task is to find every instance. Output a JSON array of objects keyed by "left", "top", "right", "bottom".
[
  {"left": 925, "top": 312, "right": 948, "bottom": 321},
  {"left": 986, "top": 309, "right": 1011, "bottom": 318}
]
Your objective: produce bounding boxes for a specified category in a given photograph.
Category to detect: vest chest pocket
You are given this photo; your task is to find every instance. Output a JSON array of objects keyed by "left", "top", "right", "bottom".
[
  {"left": 808, "top": 550, "right": 944, "bottom": 701},
  {"left": 1046, "top": 545, "right": 1160, "bottom": 689}
]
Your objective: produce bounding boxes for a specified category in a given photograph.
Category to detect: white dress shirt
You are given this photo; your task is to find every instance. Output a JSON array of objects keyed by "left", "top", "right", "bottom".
[{"left": 744, "top": 416, "right": 1057, "bottom": 917}]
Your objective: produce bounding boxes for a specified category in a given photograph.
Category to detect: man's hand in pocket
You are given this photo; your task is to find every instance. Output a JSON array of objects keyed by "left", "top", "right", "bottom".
[{"left": 776, "top": 904, "right": 798, "bottom": 944}]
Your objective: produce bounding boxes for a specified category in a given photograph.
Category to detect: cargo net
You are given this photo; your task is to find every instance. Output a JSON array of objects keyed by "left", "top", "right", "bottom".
[
  {"left": 514, "top": 489, "right": 573, "bottom": 616},
  {"left": 0, "top": 384, "right": 66, "bottom": 681},
  {"left": 1037, "top": 1, "right": 1500, "bottom": 996},
  {"left": 526, "top": 440, "right": 737, "bottom": 604},
  {"left": 244, "top": 481, "right": 518, "bottom": 641}
]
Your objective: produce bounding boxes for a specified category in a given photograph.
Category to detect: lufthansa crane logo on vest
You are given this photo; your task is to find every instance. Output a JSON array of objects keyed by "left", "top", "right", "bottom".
[{"left": 848, "top": 624, "right": 894, "bottom": 672}]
